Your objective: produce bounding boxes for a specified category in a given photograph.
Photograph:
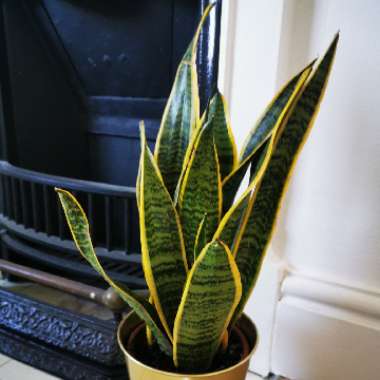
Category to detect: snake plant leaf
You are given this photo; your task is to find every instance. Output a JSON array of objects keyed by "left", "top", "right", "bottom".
[
  {"left": 146, "top": 295, "right": 154, "bottom": 346},
  {"left": 178, "top": 121, "right": 222, "bottom": 267},
  {"left": 221, "top": 161, "right": 249, "bottom": 215},
  {"left": 240, "top": 59, "right": 316, "bottom": 161},
  {"left": 222, "top": 62, "right": 315, "bottom": 212},
  {"left": 193, "top": 213, "right": 208, "bottom": 261},
  {"left": 205, "top": 90, "right": 237, "bottom": 180},
  {"left": 154, "top": 4, "right": 215, "bottom": 196},
  {"left": 214, "top": 193, "right": 250, "bottom": 249},
  {"left": 56, "top": 188, "right": 172, "bottom": 356},
  {"left": 136, "top": 158, "right": 141, "bottom": 209},
  {"left": 173, "top": 88, "right": 231, "bottom": 206},
  {"left": 231, "top": 34, "right": 339, "bottom": 324},
  {"left": 216, "top": 66, "right": 313, "bottom": 265},
  {"left": 172, "top": 124, "right": 203, "bottom": 206},
  {"left": 139, "top": 125, "right": 188, "bottom": 340},
  {"left": 249, "top": 139, "right": 271, "bottom": 183},
  {"left": 214, "top": 120, "right": 286, "bottom": 263},
  {"left": 214, "top": 129, "right": 279, "bottom": 249},
  {"left": 222, "top": 140, "right": 270, "bottom": 213},
  {"left": 220, "top": 330, "right": 229, "bottom": 353},
  {"left": 173, "top": 241, "right": 242, "bottom": 372}
]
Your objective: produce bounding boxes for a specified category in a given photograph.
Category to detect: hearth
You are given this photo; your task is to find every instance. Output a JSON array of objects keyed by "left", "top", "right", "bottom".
[{"left": 0, "top": 1, "right": 222, "bottom": 379}]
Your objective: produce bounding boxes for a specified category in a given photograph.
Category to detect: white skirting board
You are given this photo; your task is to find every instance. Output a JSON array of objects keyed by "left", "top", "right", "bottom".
[
  {"left": 271, "top": 274, "right": 380, "bottom": 380},
  {"left": 246, "top": 254, "right": 285, "bottom": 376}
]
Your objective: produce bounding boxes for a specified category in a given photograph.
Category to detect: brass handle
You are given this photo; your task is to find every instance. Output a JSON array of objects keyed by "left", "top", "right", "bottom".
[{"left": 0, "top": 258, "right": 126, "bottom": 311}]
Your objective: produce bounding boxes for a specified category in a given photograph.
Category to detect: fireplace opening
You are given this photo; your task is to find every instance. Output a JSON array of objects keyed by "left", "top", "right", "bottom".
[{"left": 0, "top": 1, "right": 221, "bottom": 379}]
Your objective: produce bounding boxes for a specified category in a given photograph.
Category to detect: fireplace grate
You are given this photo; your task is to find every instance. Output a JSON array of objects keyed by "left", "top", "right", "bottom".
[{"left": 0, "top": 160, "right": 145, "bottom": 289}]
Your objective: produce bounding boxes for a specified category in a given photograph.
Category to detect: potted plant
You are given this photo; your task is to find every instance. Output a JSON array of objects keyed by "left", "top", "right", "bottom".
[{"left": 56, "top": 4, "right": 338, "bottom": 379}]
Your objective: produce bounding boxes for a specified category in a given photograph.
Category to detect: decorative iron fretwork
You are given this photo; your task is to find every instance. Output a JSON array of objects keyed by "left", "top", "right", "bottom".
[
  {"left": 0, "top": 325, "right": 126, "bottom": 380},
  {"left": 0, "top": 289, "right": 124, "bottom": 365}
]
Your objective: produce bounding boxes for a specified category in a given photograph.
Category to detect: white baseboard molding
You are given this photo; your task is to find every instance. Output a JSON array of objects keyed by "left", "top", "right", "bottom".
[
  {"left": 246, "top": 254, "right": 286, "bottom": 377},
  {"left": 271, "top": 274, "right": 380, "bottom": 380}
]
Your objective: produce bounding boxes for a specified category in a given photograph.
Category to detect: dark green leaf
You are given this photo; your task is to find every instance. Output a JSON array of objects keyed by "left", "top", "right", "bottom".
[
  {"left": 222, "top": 62, "right": 315, "bottom": 212},
  {"left": 232, "top": 34, "right": 339, "bottom": 324},
  {"left": 56, "top": 188, "right": 172, "bottom": 355},
  {"left": 139, "top": 126, "right": 188, "bottom": 339},
  {"left": 205, "top": 90, "right": 237, "bottom": 179},
  {"left": 178, "top": 121, "right": 222, "bottom": 267},
  {"left": 173, "top": 241, "right": 241, "bottom": 371},
  {"left": 154, "top": 4, "right": 215, "bottom": 196}
]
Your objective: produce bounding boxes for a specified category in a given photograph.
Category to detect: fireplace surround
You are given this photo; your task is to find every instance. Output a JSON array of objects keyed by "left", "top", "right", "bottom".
[{"left": 0, "top": 1, "right": 222, "bottom": 378}]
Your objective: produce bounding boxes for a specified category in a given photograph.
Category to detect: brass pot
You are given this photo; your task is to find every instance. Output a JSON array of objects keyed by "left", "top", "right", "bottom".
[{"left": 117, "top": 311, "right": 258, "bottom": 380}]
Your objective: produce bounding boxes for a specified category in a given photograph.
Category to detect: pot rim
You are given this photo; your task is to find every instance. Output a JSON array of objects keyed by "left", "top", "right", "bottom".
[{"left": 117, "top": 311, "right": 259, "bottom": 378}]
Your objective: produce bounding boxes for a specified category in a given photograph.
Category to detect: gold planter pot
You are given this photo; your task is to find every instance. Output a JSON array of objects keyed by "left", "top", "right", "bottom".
[{"left": 117, "top": 311, "right": 258, "bottom": 380}]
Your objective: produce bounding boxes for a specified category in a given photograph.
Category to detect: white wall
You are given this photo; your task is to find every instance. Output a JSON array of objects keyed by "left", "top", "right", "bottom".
[
  {"left": 276, "top": 0, "right": 380, "bottom": 293},
  {"left": 219, "top": 0, "right": 284, "bottom": 151},
  {"left": 219, "top": 0, "right": 380, "bottom": 378},
  {"left": 272, "top": 1, "right": 380, "bottom": 378}
]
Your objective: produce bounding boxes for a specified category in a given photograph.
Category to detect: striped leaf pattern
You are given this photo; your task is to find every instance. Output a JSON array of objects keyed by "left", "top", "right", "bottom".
[
  {"left": 222, "top": 63, "right": 315, "bottom": 212},
  {"left": 214, "top": 193, "right": 250, "bottom": 249},
  {"left": 178, "top": 121, "right": 222, "bottom": 267},
  {"left": 249, "top": 140, "right": 271, "bottom": 182},
  {"left": 231, "top": 35, "right": 339, "bottom": 323},
  {"left": 215, "top": 131, "right": 279, "bottom": 250},
  {"left": 173, "top": 124, "right": 203, "bottom": 206},
  {"left": 154, "top": 56, "right": 197, "bottom": 197},
  {"left": 154, "top": 4, "right": 214, "bottom": 196},
  {"left": 240, "top": 60, "right": 316, "bottom": 161},
  {"left": 173, "top": 241, "right": 242, "bottom": 372},
  {"left": 139, "top": 127, "right": 188, "bottom": 339},
  {"left": 221, "top": 161, "right": 249, "bottom": 215},
  {"left": 222, "top": 140, "right": 270, "bottom": 213},
  {"left": 205, "top": 90, "right": 237, "bottom": 179},
  {"left": 56, "top": 189, "right": 172, "bottom": 355},
  {"left": 193, "top": 214, "right": 208, "bottom": 261}
]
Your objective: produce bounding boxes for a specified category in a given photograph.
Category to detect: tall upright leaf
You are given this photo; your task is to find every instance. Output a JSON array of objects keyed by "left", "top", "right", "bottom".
[
  {"left": 231, "top": 34, "right": 339, "bottom": 323},
  {"left": 173, "top": 241, "right": 242, "bottom": 372},
  {"left": 205, "top": 90, "right": 237, "bottom": 179},
  {"left": 240, "top": 59, "right": 316, "bottom": 161},
  {"left": 56, "top": 189, "right": 172, "bottom": 355},
  {"left": 214, "top": 193, "right": 250, "bottom": 249},
  {"left": 178, "top": 121, "right": 222, "bottom": 267},
  {"left": 214, "top": 131, "right": 278, "bottom": 250},
  {"left": 139, "top": 126, "right": 188, "bottom": 340},
  {"left": 222, "top": 63, "right": 314, "bottom": 212},
  {"left": 222, "top": 140, "right": 270, "bottom": 213},
  {"left": 154, "top": 4, "right": 215, "bottom": 196}
]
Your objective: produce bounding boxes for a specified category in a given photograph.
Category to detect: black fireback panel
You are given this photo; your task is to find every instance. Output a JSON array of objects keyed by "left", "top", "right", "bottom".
[
  {"left": 0, "top": 0, "right": 221, "bottom": 187},
  {"left": 41, "top": 0, "right": 175, "bottom": 98}
]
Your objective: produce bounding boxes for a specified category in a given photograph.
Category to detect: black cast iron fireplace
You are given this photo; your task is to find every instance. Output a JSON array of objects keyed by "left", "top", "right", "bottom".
[{"left": 0, "top": 1, "right": 222, "bottom": 379}]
